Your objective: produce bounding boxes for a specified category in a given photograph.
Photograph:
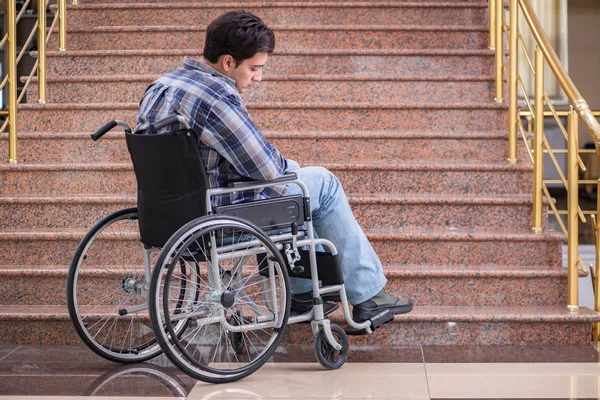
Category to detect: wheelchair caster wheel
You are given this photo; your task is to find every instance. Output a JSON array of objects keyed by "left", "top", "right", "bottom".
[{"left": 315, "top": 324, "right": 348, "bottom": 370}]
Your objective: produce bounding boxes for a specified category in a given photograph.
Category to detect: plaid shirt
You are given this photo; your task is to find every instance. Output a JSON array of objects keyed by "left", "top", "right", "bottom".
[{"left": 135, "top": 57, "right": 288, "bottom": 206}]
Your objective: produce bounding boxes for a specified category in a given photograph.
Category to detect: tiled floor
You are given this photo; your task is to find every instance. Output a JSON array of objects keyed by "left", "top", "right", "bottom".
[{"left": 1, "top": 344, "right": 600, "bottom": 399}]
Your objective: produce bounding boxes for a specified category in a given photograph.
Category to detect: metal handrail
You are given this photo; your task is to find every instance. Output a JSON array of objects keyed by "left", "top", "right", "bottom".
[
  {"left": 491, "top": 0, "right": 600, "bottom": 337},
  {"left": 517, "top": 0, "right": 600, "bottom": 156},
  {"left": 2, "top": 0, "right": 70, "bottom": 163}
]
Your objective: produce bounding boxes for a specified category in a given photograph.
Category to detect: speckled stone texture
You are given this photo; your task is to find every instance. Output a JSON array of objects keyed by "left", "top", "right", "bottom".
[
  {"left": 17, "top": 102, "right": 508, "bottom": 132},
  {"left": 1, "top": 306, "right": 595, "bottom": 346},
  {"left": 42, "top": 50, "right": 495, "bottom": 78},
  {"left": 64, "top": 3, "right": 489, "bottom": 28},
  {"left": 28, "top": 77, "right": 497, "bottom": 104},
  {"left": 0, "top": 265, "right": 575, "bottom": 307},
  {"left": 2, "top": 130, "right": 530, "bottom": 163},
  {"left": 0, "top": 162, "right": 532, "bottom": 195},
  {"left": 50, "top": 26, "right": 489, "bottom": 51},
  {"left": 0, "top": 193, "right": 540, "bottom": 230},
  {"left": 5, "top": 0, "right": 599, "bottom": 348}
]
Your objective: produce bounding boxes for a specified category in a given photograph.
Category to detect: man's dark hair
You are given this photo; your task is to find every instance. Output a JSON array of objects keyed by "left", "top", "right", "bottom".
[{"left": 203, "top": 11, "right": 275, "bottom": 66}]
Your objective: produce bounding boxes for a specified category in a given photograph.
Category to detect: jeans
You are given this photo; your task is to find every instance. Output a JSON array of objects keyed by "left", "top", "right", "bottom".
[{"left": 283, "top": 161, "right": 387, "bottom": 305}]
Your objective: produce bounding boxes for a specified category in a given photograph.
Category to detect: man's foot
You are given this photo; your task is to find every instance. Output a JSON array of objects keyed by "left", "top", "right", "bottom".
[
  {"left": 290, "top": 292, "right": 339, "bottom": 318},
  {"left": 345, "top": 288, "right": 412, "bottom": 335}
]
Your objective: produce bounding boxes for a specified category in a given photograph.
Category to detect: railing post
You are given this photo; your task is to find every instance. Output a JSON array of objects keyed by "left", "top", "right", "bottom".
[
  {"left": 7, "top": 0, "right": 18, "bottom": 164},
  {"left": 508, "top": 0, "right": 518, "bottom": 164},
  {"left": 489, "top": 0, "right": 496, "bottom": 50},
  {"left": 594, "top": 182, "right": 600, "bottom": 340},
  {"left": 532, "top": 47, "right": 544, "bottom": 233},
  {"left": 494, "top": 0, "right": 503, "bottom": 102},
  {"left": 38, "top": 0, "right": 47, "bottom": 104},
  {"left": 567, "top": 108, "right": 579, "bottom": 311},
  {"left": 59, "top": 0, "right": 66, "bottom": 51}
]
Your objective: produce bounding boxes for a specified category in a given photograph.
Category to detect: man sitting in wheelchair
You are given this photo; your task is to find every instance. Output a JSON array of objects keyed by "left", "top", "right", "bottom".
[{"left": 134, "top": 10, "right": 413, "bottom": 334}]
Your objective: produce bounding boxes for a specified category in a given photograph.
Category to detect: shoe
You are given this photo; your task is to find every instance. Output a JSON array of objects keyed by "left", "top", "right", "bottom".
[
  {"left": 345, "top": 288, "right": 412, "bottom": 335},
  {"left": 352, "top": 288, "right": 412, "bottom": 321}
]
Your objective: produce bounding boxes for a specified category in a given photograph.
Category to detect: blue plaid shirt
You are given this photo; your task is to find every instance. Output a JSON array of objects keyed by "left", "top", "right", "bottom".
[{"left": 135, "top": 57, "right": 288, "bottom": 206}]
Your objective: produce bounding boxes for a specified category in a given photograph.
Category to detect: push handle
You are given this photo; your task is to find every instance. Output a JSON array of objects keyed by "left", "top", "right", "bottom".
[
  {"left": 148, "top": 115, "right": 191, "bottom": 132},
  {"left": 91, "top": 120, "right": 117, "bottom": 141},
  {"left": 91, "top": 120, "right": 132, "bottom": 141}
]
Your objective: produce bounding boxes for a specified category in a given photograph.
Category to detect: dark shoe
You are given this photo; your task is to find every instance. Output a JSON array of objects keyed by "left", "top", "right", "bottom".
[{"left": 345, "top": 288, "right": 412, "bottom": 335}]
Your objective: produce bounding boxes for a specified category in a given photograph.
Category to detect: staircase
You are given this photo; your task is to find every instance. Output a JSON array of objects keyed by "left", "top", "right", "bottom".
[{"left": 1, "top": 0, "right": 598, "bottom": 347}]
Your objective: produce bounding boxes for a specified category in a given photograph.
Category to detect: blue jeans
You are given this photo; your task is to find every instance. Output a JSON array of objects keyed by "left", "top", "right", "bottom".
[{"left": 283, "top": 161, "right": 387, "bottom": 305}]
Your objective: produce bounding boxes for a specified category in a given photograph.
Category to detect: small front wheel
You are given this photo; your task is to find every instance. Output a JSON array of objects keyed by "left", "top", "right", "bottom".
[{"left": 315, "top": 324, "right": 349, "bottom": 370}]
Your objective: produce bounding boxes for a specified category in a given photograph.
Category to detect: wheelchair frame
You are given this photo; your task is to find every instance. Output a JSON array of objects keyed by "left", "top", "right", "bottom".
[{"left": 67, "top": 116, "right": 382, "bottom": 384}]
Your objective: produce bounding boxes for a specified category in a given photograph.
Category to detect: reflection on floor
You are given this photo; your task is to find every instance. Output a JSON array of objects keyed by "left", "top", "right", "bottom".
[{"left": 1, "top": 344, "right": 600, "bottom": 399}]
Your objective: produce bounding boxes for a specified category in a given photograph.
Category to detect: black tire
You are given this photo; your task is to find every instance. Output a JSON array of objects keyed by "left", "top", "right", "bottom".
[
  {"left": 315, "top": 324, "right": 349, "bottom": 370},
  {"left": 149, "top": 215, "right": 290, "bottom": 384},
  {"left": 67, "top": 208, "right": 163, "bottom": 363}
]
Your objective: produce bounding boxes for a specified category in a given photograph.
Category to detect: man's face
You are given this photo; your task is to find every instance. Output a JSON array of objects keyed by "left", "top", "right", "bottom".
[{"left": 229, "top": 52, "right": 268, "bottom": 94}]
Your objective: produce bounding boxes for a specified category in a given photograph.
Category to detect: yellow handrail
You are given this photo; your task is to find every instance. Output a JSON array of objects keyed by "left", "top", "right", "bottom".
[
  {"left": 492, "top": 0, "right": 600, "bottom": 327},
  {"left": 2, "top": 0, "right": 71, "bottom": 163},
  {"left": 517, "top": 0, "right": 600, "bottom": 156}
]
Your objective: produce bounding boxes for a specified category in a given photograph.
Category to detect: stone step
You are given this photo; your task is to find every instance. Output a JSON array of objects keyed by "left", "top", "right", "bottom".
[
  {"left": 26, "top": 75, "right": 496, "bottom": 104},
  {"left": 0, "top": 227, "right": 561, "bottom": 266},
  {"left": 63, "top": 3, "right": 488, "bottom": 28},
  {"left": 73, "top": 0, "right": 487, "bottom": 3},
  {"left": 0, "top": 161, "right": 532, "bottom": 195},
  {"left": 2, "top": 130, "right": 528, "bottom": 164},
  {"left": 2, "top": 305, "right": 596, "bottom": 346},
  {"left": 0, "top": 193, "right": 538, "bottom": 230},
  {"left": 0, "top": 265, "right": 577, "bottom": 307},
  {"left": 39, "top": 49, "right": 495, "bottom": 78},
  {"left": 50, "top": 25, "right": 488, "bottom": 51},
  {"left": 17, "top": 101, "right": 507, "bottom": 132}
]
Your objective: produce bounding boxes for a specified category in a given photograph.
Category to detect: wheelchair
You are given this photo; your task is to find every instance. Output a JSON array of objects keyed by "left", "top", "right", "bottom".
[{"left": 67, "top": 115, "right": 392, "bottom": 383}]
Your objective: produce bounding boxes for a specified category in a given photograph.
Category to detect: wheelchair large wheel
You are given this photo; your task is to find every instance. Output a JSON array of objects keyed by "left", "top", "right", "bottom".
[
  {"left": 150, "top": 215, "right": 290, "bottom": 384},
  {"left": 67, "top": 208, "right": 172, "bottom": 363}
]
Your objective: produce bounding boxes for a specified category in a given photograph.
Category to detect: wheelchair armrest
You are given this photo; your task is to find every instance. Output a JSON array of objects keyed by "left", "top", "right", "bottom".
[{"left": 227, "top": 172, "right": 298, "bottom": 189}]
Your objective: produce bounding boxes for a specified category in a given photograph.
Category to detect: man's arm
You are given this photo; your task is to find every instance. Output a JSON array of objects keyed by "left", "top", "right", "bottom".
[{"left": 195, "top": 94, "right": 288, "bottom": 181}]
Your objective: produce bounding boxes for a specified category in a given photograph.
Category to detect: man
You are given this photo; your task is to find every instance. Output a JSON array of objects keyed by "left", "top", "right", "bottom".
[{"left": 135, "top": 10, "right": 412, "bottom": 333}]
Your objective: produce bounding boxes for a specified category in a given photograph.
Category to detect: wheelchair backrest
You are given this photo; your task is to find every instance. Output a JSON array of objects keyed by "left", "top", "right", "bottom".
[{"left": 126, "top": 128, "right": 209, "bottom": 248}]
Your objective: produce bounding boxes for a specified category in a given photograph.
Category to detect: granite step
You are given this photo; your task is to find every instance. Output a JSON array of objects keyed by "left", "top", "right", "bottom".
[
  {"left": 73, "top": 0, "right": 487, "bottom": 3},
  {"left": 50, "top": 25, "right": 489, "bottom": 51},
  {"left": 3, "top": 130, "right": 527, "bottom": 164},
  {"left": 40, "top": 49, "right": 495, "bottom": 78},
  {"left": 26, "top": 75, "right": 496, "bottom": 104},
  {"left": 2, "top": 305, "right": 596, "bottom": 346},
  {"left": 0, "top": 265, "right": 579, "bottom": 307},
  {"left": 17, "top": 101, "right": 507, "bottom": 132},
  {"left": 0, "top": 161, "right": 532, "bottom": 195},
  {"left": 0, "top": 227, "right": 562, "bottom": 266},
  {"left": 0, "top": 193, "right": 538, "bottom": 230},
  {"left": 63, "top": 3, "right": 488, "bottom": 28}
]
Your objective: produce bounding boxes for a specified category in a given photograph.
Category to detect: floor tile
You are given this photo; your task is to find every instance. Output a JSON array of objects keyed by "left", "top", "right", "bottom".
[
  {"left": 272, "top": 344, "right": 424, "bottom": 363},
  {"left": 427, "top": 363, "right": 600, "bottom": 398},
  {"left": 423, "top": 344, "right": 600, "bottom": 363},
  {"left": 0, "top": 353, "right": 195, "bottom": 397},
  {"left": 187, "top": 363, "right": 429, "bottom": 399},
  {"left": 0, "top": 345, "right": 20, "bottom": 361}
]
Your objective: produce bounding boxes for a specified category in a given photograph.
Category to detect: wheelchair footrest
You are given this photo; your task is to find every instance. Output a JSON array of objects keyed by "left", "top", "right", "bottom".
[
  {"left": 369, "top": 309, "right": 394, "bottom": 329},
  {"left": 344, "top": 310, "right": 394, "bottom": 336}
]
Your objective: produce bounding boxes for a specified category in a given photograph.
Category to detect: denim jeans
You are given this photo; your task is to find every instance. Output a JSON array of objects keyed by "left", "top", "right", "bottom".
[{"left": 283, "top": 161, "right": 387, "bottom": 305}]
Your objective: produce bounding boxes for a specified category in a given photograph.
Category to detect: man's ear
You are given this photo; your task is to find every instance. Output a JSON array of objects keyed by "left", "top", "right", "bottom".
[{"left": 221, "top": 55, "right": 235, "bottom": 73}]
